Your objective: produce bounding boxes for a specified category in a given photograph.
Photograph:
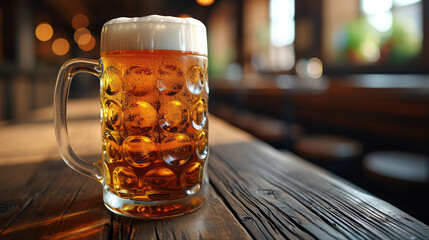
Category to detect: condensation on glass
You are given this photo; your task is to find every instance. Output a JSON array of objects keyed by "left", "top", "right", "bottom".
[{"left": 54, "top": 15, "right": 209, "bottom": 219}]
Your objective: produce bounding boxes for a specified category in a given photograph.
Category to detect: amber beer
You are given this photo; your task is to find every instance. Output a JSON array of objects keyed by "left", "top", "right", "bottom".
[
  {"left": 54, "top": 15, "right": 209, "bottom": 219},
  {"left": 101, "top": 49, "right": 208, "bottom": 217}
]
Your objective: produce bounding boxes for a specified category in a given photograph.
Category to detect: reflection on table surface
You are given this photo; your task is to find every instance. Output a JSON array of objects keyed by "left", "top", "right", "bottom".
[{"left": 0, "top": 99, "right": 429, "bottom": 239}]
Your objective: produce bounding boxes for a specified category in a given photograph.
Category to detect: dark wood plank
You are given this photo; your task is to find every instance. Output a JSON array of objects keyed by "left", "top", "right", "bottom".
[
  {"left": 110, "top": 187, "right": 252, "bottom": 240},
  {"left": 43, "top": 174, "right": 110, "bottom": 240},
  {"left": 0, "top": 161, "right": 100, "bottom": 239},
  {"left": 0, "top": 115, "right": 253, "bottom": 239},
  {"left": 0, "top": 161, "right": 251, "bottom": 240},
  {"left": 1, "top": 112, "right": 428, "bottom": 239},
  {"left": 209, "top": 147, "right": 341, "bottom": 240},
  {"left": 0, "top": 160, "right": 65, "bottom": 235},
  {"left": 209, "top": 141, "right": 429, "bottom": 240}
]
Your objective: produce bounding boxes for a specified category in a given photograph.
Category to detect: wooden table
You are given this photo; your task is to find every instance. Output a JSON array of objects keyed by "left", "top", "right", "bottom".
[{"left": 0, "top": 99, "right": 428, "bottom": 239}]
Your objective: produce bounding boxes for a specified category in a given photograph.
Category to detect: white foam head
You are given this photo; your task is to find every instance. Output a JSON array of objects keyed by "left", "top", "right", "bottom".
[{"left": 101, "top": 15, "right": 207, "bottom": 55}]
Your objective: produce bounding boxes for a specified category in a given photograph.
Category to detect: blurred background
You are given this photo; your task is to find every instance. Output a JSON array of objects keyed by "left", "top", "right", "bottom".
[{"left": 0, "top": 0, "right": 428, "bottom": 223}]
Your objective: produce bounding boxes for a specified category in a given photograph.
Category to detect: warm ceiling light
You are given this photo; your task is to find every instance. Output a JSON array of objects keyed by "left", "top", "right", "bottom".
[
  {"left": 196, "top": 0, "right": 215, "bottom": 6},
  {"left": 52, "top": 38, "right": 70, "bottom": 56},
  {"left": 79, "top": 35, "right": 95, "bottom": 51},
  {"left": 78, "top": 33, "right": 91, "bottom": 45},
  {"left": 179, "top": 14, "right": 191, "bottom": 18},
  {"left": 74, "top": 28, "right": 91, "bottom": 45},
  {"left": 72, "top": 14, "right": 89, "bottom": 30},
  {"left": 35, "top": 23, "right": 53, "bottom": 41}
]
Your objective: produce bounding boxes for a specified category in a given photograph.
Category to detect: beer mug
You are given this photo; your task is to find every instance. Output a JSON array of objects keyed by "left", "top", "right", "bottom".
[{"left": 54, "top": 15, "right": 209, "bottom": 218}]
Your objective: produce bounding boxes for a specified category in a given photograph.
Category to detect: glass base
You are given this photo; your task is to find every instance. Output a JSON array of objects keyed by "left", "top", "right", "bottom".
[{"left": 103, "top": 182, "right": 209, "bottom": 219}]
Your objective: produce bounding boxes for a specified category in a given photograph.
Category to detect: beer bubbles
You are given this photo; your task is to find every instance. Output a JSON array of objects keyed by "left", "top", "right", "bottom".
[{"left": 99, "top": 16, "right": 209, "bottom": 217}]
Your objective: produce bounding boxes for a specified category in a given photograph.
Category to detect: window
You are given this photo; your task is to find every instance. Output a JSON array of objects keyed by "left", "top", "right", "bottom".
[
  {"left": 359, "top": 0, "right": 422, "bottom": 64},
  {"left": 269, "top": 0, "right": 295, "bottom": 71}
]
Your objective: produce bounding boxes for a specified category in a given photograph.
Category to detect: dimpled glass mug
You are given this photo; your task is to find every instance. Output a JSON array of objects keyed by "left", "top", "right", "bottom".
[{"left": 54, "top": 15, "right": 209, "bottom": 218}]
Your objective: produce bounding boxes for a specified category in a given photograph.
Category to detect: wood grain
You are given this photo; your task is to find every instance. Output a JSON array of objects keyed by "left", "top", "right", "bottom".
[
  {"left": 209, "top": 140, "right": 429, "bottom": 239},
  {"left": 0, "top": 159, "right": 250, "bottom": 240},
  {"left": 128, "top": 188, "right": 251, "bottom": 240},
  {"left": 0, "top": 101, "right": 428, "bottom": 239}
]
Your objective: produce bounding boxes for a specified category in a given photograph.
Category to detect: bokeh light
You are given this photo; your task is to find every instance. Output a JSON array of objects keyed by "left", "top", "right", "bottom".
[
  {"left": 307, "top": 58, "right": 323, "bottom": 79},
  {"left": 196, "top": 0, "right": 215, "bottom": 6},
  {"left": 361, "top": 0, "right": 393, "bottom": 15},
  {"left": 72, "top": 14, "right": 89, "bottom": 30},
  {"left": 296, "top": 58, "right": 323, "bottom": 79},
  {"left": 179, "top": 14, "right": 191, "bottom": 18},
  {"left": 79, "top": 35, "right": 96, "bottom": 51},
  {"left": 52, "top": 38, "right": 70, "bottom": 56},
  {"left": 270, "top": 0, "right": 295, "bottom": 47},
  {"left": 79, "top": 33, "right": 91, "bottom": 45},
  {"left": 295, "top": 59, "right": 307, "bottom": 77},
  {"left": 360, "top": 40, "right": 380, "bottom": 62},
  {"left": 74, "top": 28, "right": 91, "bottom": 45},
  {"left": 35, "top": 23, "right": 53, "bottom": 42}
]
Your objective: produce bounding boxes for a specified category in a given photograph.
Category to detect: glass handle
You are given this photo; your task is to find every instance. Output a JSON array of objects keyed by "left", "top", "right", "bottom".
[{"left": 54, "top": 58, "right": 103, "bottom": 180}]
